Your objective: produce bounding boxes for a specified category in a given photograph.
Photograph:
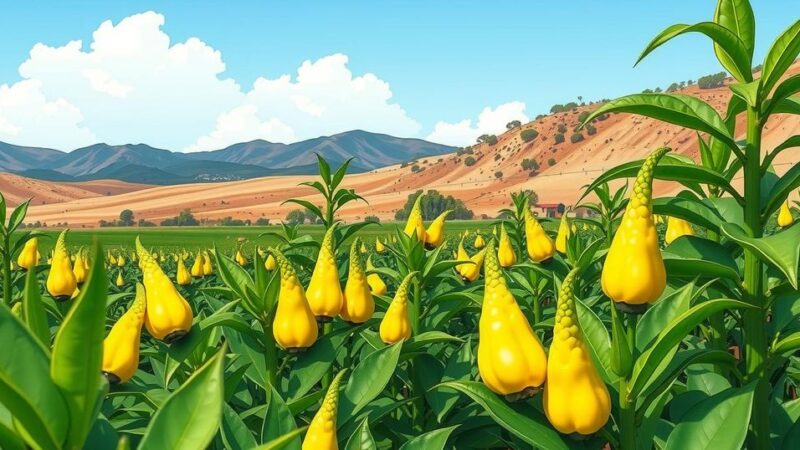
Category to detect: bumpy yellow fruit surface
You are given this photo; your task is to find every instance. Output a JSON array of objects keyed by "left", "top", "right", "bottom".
[
  {"left": 375, "top": 238, "right": 386, "bottom": 253},
  {"left": 265, "top": 254, "right": 277, "bottom": 271},
  {"left": 478, "top": 241, "right": 547, "bottom": 396},
  {"left": 525, "top": 209, "right": 555, "bottom": 262},
  {"left": 544, "top": 269, "right": 611, "bottom": 435},
  {"left": 17, "top": 237, "right": 39, "bottom": 270},
  {"left": 341, "top": 239, "right": 375, "bottom": 324},
  {"left": 403, "top": 195, "right": 426, "bottom": 242},
  {"left": 102, "top": 283, "right": 147, "bottom": 383},
  {"left": 664, "top": 216, "right": 694, "bottom": 245},
  {"left": 601, "top": 148, "right": 668, "bottom": 306},
  {"left": 555, "top": 213, "right": 571, "bottom": 254},
  {"left": 271, "top": 248, "right": 318, "bottom": 350},
  {"left": 474, "top": 234, "right": 486, "bottom": 249},
  {"left": 202, "top": 251, "right": 214, "bottom": 275},
  {"left": 365, "top": 255, "right": 387, "bottom": 296},
  {"left": 306, "top": 224, "right": 343, "bottom": 319},
  {"left": 778, "top": 200, "right": 794, "bottom": 228},
  {"left": 176, "top": 257, "right": 192, "bottom": 286},
  {"left": 191, "top": 252, "right": 204, "bottom": 277},
  {"left": 46, "top": 230, "right": 77, "bottom": 301},
  {"left": 136, "top": 237, "right": 193, "bottom": 342},
  {"left": 302, "top": 370, "right": 347, "bottom": 450},
  {"left": 424, "top": 209, "right": 452, "bottom": 249},
  {"left": 379, "top": 271, "right": 417, "bottom": 344},
  {"left": 498, "top": 224, "right": 517, "bottom": 267}
]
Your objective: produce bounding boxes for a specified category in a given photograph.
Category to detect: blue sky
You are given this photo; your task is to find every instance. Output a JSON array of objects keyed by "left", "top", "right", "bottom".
[{"left": 0, "top": 1, "right": 796, "bottom": 151}]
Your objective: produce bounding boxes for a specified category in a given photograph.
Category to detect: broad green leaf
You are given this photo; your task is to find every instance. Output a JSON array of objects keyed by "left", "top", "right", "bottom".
[
  {"left": 772, "top": 331, "right": 800, "bottom": 356},
  {"left": 637, "top": 283, "right": 694, "bottom": 352},
  {"left": 315, "top": 153, "right": 332, "bottom": 185},
  {"left": 426, "top": 338, "right": 474, "bottom": 422},
  {"left": 221, "top": 404, "right": 258, "bottom": 450},
  {"left": 7, "top": 200, "right": 31, "bottom": 234},
  {"left": 638, "top": 22, "right": 751, "bottom": 82},
  {"left": 764, "top": 161, "right": 800, "bottom": 218},
  {"left": 253, "top": 427, "right": 308, "bottom": 450},
  {"left": 664, "top": 383, "right": 755, "bottom": 450},
  {"left": 629, "top": 299, "right": 754, "bottom": 397},
  {"left": 23, "top": 268, "right": 50, "bottom": 348},
  {"left": 729, "top": 80, "right": 759, "bottom": 107},
  {"left": 575, "top": 298, "right": 616, "bottom": 384},
  {"left": 0, "top": 304, "right": 68, "bottom": 450},
  {"left": 580, "top": 94, "right": 736, "bottom": 151},
  {"left": 762, "top": 134, "right": 800, "bottom": 172},
  {"left": 760, "top": 20, "right": 800, "bottom": 100},
  {"left": 663, "top": 236, "right": 740, "bottom": 282},
  {"left": 714, "top": 0, "right": 756, "bottom": 58},
  {"left": 652, "top": 196, "right": 726, "bottom": 234},
  {"left": 402, "top": 331, "right": 462, "bottom": 353},
  {"left": 436, "top": 381, "right": 570, "bottom": 450},
  {"left": 399, "top": 425, "right": 458, "bottom": 450},
  {"left": 50, "top": 244, "right": 107, "bottom": 449},
  {"left": 339, "top": 341, "right": 403, "bottom": 418},
  {"left": 138, "top": 345, "right": 226, "bottom": 450},
  {"left": 261, "top": 386, "right": 299, "bottom": 450},
  {"left": 720, "top": 223, "right": 800, "bottom": 289},
  {"left": 344, "top": 419, "right": 376, "bottom": 450}
]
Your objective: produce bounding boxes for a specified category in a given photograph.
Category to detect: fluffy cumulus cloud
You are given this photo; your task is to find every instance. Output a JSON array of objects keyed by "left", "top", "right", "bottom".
[{"left": 426, "top": 102, "right": 529, "bottom": 146}]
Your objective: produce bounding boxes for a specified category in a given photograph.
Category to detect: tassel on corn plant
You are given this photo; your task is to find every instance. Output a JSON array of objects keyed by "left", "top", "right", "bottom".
[
  {"left": 341, "top": 238, "right": 375, "bottom": 324},
  {"left": 543, "top": 268, "right": 611, "bottom": 435},
  {"left": 46, "top": 229, "right": 77, "bottom": 302},
  {"left": 601, "top": 147, "right": 668, "bottom": 312},
  {"left": 102, "top": 283, "right": 147, "bottom": 384},
  {"left": 301, "top": 369, "right": 347, "bottom": 450},
  {"left": 271, "top": 248, "right": 318, "bottom": 351},
  {"left": 306, "top": 223, "right": 343, "bottom": 321},
  {"left": 136, "top": 237, "right": 193, "bottom": 343},
  {"left": 478, "top": 241, "right": 547, "bottom": 398},
  {"left": 379, "top": 271, "right": 417, "bottom": 344}
]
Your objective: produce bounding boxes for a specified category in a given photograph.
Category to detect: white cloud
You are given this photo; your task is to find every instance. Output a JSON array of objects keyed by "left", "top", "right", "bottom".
[
  {"left": 426, "top": 101, "right": 529, "bottom": 146},
  {"left": 0, "top": 13, "right": 424, "bottom": 152}
]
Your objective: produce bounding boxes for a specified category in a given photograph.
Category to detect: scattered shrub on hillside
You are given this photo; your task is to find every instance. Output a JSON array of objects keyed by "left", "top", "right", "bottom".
[
  {"left": 411, "top": 164, "right": 422, "bottom": 173},
  {"left": 521, "top": 129, "right": 539, "bottom": 142},
  {"left": 554, "top": 133, "right": 565, "bottom": 144},
  {"left": 697, "top": 71, "right": 727, "bottom": 89},
  {"left": 570, "top": 132, "right": 585, "bottom": 143},
  {"left": 548, "top": 158, "right": 557, "bottom": 167},
  {"left": 667, "top": 82, "right": 680, "bottom": 92},
  {"left": 160, "top": 208, "right": 200, "bottom": 226},
  {"left": 285, "top": 209, "right": 306, "bottom": 225},
  {"left": 364, "top": 215, "right": 380, "bottom": 223},
  {"left": 494, "top": 171, "right": 503, "bottom": 179},
  {"left": 138, "top": 219, "right": 156, "bottom": 227},
  {"left": 586, "top": 124, "right": 597, "bottom": 135},
  {"left": 219, "top": 216, "right": 247, "bottom": 226},
  {"left": 521, "top": 158, "right": 540, "bottom": 171},
  {"left": 255, "top": 217, "right": 270, "bottom": 226},
  {"left": 578, "top": 111, "right": 591, "bottom": 123},
  {"left": 464, "top": 156, "right": 476, "bottom": 166},
  {"left": 477, "top": 134, "right": 498, "bottom": 145},
  {"left": 557, "top": 123, "right": 567, "bottom": 133},
  {"left": 506, "top": 120, "right": 522, "bottom": 129},
  {"left": 550, "top": 102, "right": 578, "bottom": 113},
  {"left": 395, "top": 190, "right": 474, "bottom": 220}
]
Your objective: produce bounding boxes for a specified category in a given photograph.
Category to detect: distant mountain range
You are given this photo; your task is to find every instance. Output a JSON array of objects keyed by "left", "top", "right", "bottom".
[{"left": 0, "top": 130, "right": 454, "bottom": 185}]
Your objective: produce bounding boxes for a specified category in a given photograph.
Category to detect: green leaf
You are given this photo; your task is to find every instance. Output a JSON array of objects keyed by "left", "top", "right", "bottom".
[
  {"left": 610, "top": 301, "right": 633, "bottom": 378},
  {"left": 435, "top": 381, "right": 570, "bottom": 450},
  {"left": 772, "top": 331, "right": 800, "bottom": 356},
  {"left": 261, "top": 386, "right": 299, "bottom": 450},
  {"left": 402, "top": 331, "right": 462, "bottom": 354},
  {"left": 315, "top": 153, "right": 332, "bottom": 185},
  {"left": 575, "top": 298, "right": 616, "bottom": 384},
  {"left": 0, "top": 304, "right": 68, "bottom": 450},
  {"left": 50, "top": 244, "right": 107, "bottom": 449},
  {"left": 714, "top": 0, "right": 756, "bottom": 58},
  {"left": 638, "top": 22, "right": 751, "bottom": 82},
  {"left": 637, "top": 283, "right": 694, "bottom": 352},
  {"left": 729, "top": 80, "right": 759, "bottom": 107},
  {"left": 629, "top": 299, "right": 755, "bottom": 397},
  {"left": 399, "top": 426, "right": 458, "bottom": 450},
  {"left": 339, "top": 341, "right": 403, "bottom": 418},
  {"left": 652, "top": 196, "right": 726, "bottom": 234},
  {"left": 344, "top": 419, "right": 377, "bottom": 450},
  {"left": 138, "top": 345, "right": 226, "bottom": 450},
  {"left": 253, "top": 427, "right": 308, "bottom": 450},
  {"left": 663, "top": 236, "right": 740, "bottom": 282},
  {"left": 762, "top": 134, "right": 800, "bottom": 172},
  {"left": 331, "top": 158, "right": 354, "bottom": 191},
  {"left": 23, "top": 268, "right": 50, "bottom": 348},
  {"left": 580, "top": 94, "right": 736, "bottom": 151},
  {"left": 664, "top": 383, "right": 756, "bottom": 450},
  {"left": 759, "top": 20, "right": 800, "bottom": 101},
  {"left": 764, "top": 161, "right": 800, "bottom": 218},
  {"left": 7, "top": 199, "right": 31, "bottom": 234},
  {"left": 221, "top": 404, "right": 258, "bottom": 450},
  {"left": 720, "top": 223, "right": 800, "bottom": 289}
]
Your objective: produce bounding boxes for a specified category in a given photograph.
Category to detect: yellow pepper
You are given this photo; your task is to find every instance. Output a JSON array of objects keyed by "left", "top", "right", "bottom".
[
  {"left": 478, "top": 241, "right": 547, "bottom": 397},
  {"left": 302, "top": 370, "right": 347, "bottom": 450},
  {"left": 306, "top": 224, "right": 343, "bottom": 321},
  {"left": 424, "top": 209, "right": 452, "bottom": 249},
  {"left": 778, "top": 200, "right": 794, "bottom": 228},
  {"left": 460, "top": 247, "right": 486, "bottom": 283},
  {"left": 176, "top": 256, "right": 192, "bottom": 286},
  {"left": 601, "top": 147, "right": 669, "bottom": 310},
  {"left": 555, "top": 212, "right": 571, "bottom": 254},
  {"left": 497, "top": 224, "right": 517, "bottom": 267},
  {"left": 73, "top": 249, "right": 88, "bottom": 286},
  {"left": 46, "top": 230, "right": 77, "bottom": 302},
  {"left": 379, "top": 271, "right": 417, "bottom": 344},
  {"left": 115, "top": 270, "right": 125, "bottom": 288},
  {"left": 664, "top": 216, "right": 694, "bottom": 245},
  {"left": 474, "top": 234, "right": 486, "bottom": 249},
  {"left": 271, "top": 248, "right": 318, "bottom": 351},
  {"left": 544, "top": 268, "right": 611, "bottom": 434},
  {"left": 366, "top": 255, "right": 387, "bottom": 296},
  {"left": 265, "top": 253, "right": 277, "bottom": 271},
  {"left": 375, "top": 238, "right": 386, "bottom": 253},
  {"left": 102, "top": 283, "right": 147, "bottom": 383},
  {"left": 16, "top": 237, "right": 39, "bottom": 271},
  {"left": 136, "top": 237, "right": 193, "bottom": 342},
  {"left": 202, "top": 251, "right": 214, "bottom": 276},
  {"left": 235, "top": 249, "right": 248, "bottom": 266},
  {"left": 191, "top": 251, "right": 204, "bottom": 277},
  {"left": 525, "top": 208, "right": 555, "bottom": 262},
  {"left": 403, "top": 194, "right": 426, "bottom": 242},
  {"left": 341, "top": 238, "right": 375, "bottom": 324}
]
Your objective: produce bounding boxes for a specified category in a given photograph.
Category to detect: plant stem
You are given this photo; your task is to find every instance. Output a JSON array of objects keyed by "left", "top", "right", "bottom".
[
  {"left": 618, "top": 313, "right": 637, "bottom": 450},
  {"left": 3, "top": 235, "right": 11, "bottom": 306},
  {"left": 260, "top": 320, "right": 278, "bottom": 388},
  {"left": 321, "top": 321, "right": 333, "bottom": 388},
  {"left": 742, "top": 105, "right": 769, "bottom": 449}
]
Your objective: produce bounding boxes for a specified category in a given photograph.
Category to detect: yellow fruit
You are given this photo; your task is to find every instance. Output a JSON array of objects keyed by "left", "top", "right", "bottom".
[
  {"left": 73, "top": 249, "right": 88, "bottom": 285},
  {"left": 498, "top": 224, "right": 517, "bottom": 267},
  {"left": 555, "top": 213, "right": 571, "bottom": 254},
  {"left": 778, "top": 200, "right": 794, "bottom": 228},
  {"left": 525, "top": 208, "right": 555, "bottom": 262},
  {"left": 478, "top": 241, "right": 547, "bottom": 397},
  {"left": 191, "top": 252, "right": 204, "bottom": 277},
  {"left": 306, "top": 224, "right": 343, "bottom": 320},
  {"left": 379, "top": 271, "right": 417, "bottom": 344},
  {"left": 460, "top": 247, "right": 486, "bottom": 283},
  {"left": 202, "top": 251, "right": 214, "bottom": 276},
  {"left": 474, "top": 234, "right": 486, "bottom": 249},
  {"left": 455, "top": 238, "right": 470, "bottom": 278},
  {"left": 115, "top": 270, "right": 125, "bottom": 288},
  {"left": 117, "top": 254, "right": 126, "bottom": 267},
  {"left": 375, "top": 238, "right": 386, "bottom": 253},
  {"left": 46, "top": 230, "right": 77, "bottom": 301},
  {"left": 365, "top": 255, "right": 387, "bottom": 296},
  {"left": 176, "top": 257, "right": 192, "bottom": 286},
  {"left": 403, "top": 195, "right": 426, "bottom": 242},
  {"left": 341, "top": 238, "right": 375, "bottom": 324},
  {"left": 16, "top": 237, "right": 39, "bottom": 271},
  {"left": 664, "top": 216, "right": 694, "bottom": 245},
  {"left": 302, "top": 370, "right": 347, "bottom": 450},
  {"left": 235, "top": 249, "right": 248, "bottom": 266},
  {"left": 544, "top": 269, "right": 611, "bottom": 435},
  {"left": 360, "top": 242, "right": 368, "bottom": 254},
  {"left": 270, "top": 248, "right": 318, "bottom": 351},
  {"left": 136, "top": 237, "right": 193, "bottom": 343},
  {"left": 601, "top": 147, "right": 669, "bottom": 308},
  {"left": 102, "top": 283, "right": 146, "bottom": 383},
  {"left": 424, "top": 209, "right": 452, "bottom": 249},
  {"left": 265, "top": 254, "right": 277, "bottom": 271}
]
